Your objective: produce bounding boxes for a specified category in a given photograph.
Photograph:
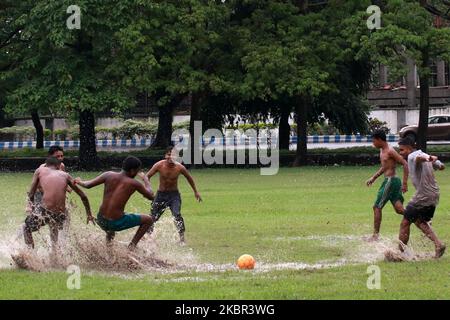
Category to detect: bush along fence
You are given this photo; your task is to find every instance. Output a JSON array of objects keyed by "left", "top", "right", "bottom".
[
  {"left": 0, "top": 134, "right": 400, "bottom": 150},
  {"left": 0, "top": 120, "right": 191, "bottom": 141}
]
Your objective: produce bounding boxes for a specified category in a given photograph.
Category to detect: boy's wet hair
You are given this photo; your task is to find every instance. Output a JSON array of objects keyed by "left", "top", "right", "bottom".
[
  {"left": 48, "top": 145, "right": 64, "bottom": 155},
  {"left": 398, "top": 137, "right": 416, "bottom": 147},
  {"left": 45, "top": 156, "right": 61, "bottom": 167},
  {"left": 371, "top": 130, "right": 387, "bottom": 142},
  {"left": 165, "top": 145, "right": 174, "bottom": 155},
  {"left": 122, "top": 156, "right": 142, "bottom": 172}
]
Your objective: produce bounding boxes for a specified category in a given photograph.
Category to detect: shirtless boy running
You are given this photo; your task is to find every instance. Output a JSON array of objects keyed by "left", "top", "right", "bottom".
[
  {"left": 34, "top": 146, "right": 69, "bottom": 206},
  {"left": 366, "top": 130, "right": 409, "bottom": 241},
  {"left": 146, "top": 146, "right": 202, "bottom": 244}
]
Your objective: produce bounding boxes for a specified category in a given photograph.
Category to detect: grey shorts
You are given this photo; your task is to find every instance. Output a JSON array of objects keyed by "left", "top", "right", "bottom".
[
  {"left": 25, "top": 205, "right": 66, "bottom": 232},
  {"left": 151, "top": 191, "right": 182, "bottom": 220}
]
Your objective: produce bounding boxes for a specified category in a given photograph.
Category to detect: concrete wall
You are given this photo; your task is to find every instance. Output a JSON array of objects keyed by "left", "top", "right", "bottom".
[
  {"left": 14, "top": 115, "right": 189, "bottom": 130},
  {"left": 14, "top": 119, "right": 43, "bottom": 127},
  {"left": 12, "top": 108, "right": 450, "bottom": 135}
]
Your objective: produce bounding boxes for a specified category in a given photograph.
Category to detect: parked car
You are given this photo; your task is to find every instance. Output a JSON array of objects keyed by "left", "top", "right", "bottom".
[{"left": 399, "top": 115, "right": 450, "bottom": 141}]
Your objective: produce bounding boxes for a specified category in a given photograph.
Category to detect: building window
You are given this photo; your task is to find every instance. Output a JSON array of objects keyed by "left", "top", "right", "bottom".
[{"left": 430, "top": 61, "right": 438, "bottom": 87}]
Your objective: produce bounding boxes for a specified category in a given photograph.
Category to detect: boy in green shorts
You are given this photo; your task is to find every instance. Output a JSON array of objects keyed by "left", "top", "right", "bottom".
[
  {"left": 366, "top": 130, "right": 409, "bottom": 241},
  {"left": 75, "top": 156, "right": 155, "bottom": 249}
]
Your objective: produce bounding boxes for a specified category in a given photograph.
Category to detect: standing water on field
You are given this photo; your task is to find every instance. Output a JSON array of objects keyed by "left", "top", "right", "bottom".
[
  {"left": 0, "top": 200, "right": 200, "bottom": 273},
  {"left": 0, "top": 200, "right": 438, "bottom": 276}
]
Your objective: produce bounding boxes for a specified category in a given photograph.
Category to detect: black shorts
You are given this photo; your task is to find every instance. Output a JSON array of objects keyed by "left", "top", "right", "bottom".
[
  {"left": 151, "top": 191, "right": 182, "bottom": 220},
  {"left": 25, "top": 206, "right": 66, "bottom": 232},
  {"left": 404, "top": 204, "right": 435, "bottom": 223}
]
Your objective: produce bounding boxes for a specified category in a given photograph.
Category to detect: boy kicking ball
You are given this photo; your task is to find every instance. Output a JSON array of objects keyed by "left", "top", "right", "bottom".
[
  {"left": 75, "top": 156, "right": 155, "bottom": 250},
  {"left": 396, "top": 137, "right": 446, "bottom": 259}
]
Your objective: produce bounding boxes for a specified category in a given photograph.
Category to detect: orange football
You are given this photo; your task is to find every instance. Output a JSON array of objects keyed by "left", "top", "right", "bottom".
[{"left": 237, "top": 254, "right": 256, "bottom": 270}]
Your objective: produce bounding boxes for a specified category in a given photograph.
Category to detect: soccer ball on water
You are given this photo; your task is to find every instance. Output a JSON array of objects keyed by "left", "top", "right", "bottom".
[{"left": 237, "top": 254, "right": 256, "bottom": 270}]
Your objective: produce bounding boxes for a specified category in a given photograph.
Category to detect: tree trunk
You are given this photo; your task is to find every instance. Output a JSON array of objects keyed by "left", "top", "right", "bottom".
[
  {"left": 31, "top": 110, "right": 44, "bottom": 149},
  {"left": 295, "top": 0, "right": 309, "bottom": 13},
  {"left": 279, "top": 108, "right": 291, "bottom": 150},
  {"left": 151, "top": 103, "right": 175, "bottom": 149},
  {"left": 0, "top": 106, "right": 6, "bottom": 128},
  {"left": 417, "top": 53, "right": 430, "bottom": 153},
  {"left": 189, "top": 93, "right": 203, "bottom": 167},
  {"left": 79, "top": 109, "right": 99, "bottom": 170},
  {"left": 293, "top": 97, "right": 308, "bottom": 166}
]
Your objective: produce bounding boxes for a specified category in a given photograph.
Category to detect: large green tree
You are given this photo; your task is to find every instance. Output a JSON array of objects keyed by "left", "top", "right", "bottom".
[
  {"left": 1, "top": 0, "right": 136, "bottom": 167},
  {"left": 0, "top": 1, "right": 46, "bottom": 146},
  {"left": 361, "top": 0, "right": 450, "bottom": 152},
  {"left": 116, "top": 0, "right": 232, "bottom": 153},
  {"left": 234, "top": 0, "right": 372, "bottom": 165}
]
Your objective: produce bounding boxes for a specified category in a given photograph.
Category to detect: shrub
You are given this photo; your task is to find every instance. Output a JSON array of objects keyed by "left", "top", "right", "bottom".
[
  {"left": 0, "top": 126, "right": 51, "bottom": 141},
  {"left": 1, "top": 119, "right": 188, "bottom": 141},
  {"left": 109, "top": 119, "right": 158, "bottom": 139},
  {"left": 368, "top": 117, "right": 390, "bottom": 134},
  {"left": 173, "top": 121, "right": 190, "bottom": 131},
  {"left": 226, "top": 122, "right": 277, "bottom": 131}
]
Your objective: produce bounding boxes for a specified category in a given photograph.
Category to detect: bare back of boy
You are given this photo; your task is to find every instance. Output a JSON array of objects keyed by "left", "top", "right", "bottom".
[
  {"left": 98, "top": 172, "right": 145, "bottom": 220},
  {"left": 34, "top": 167, "right": 70, "bottom": 213},
  {"left": 37, "top": 162, "right": 66, "bottom": 192}
]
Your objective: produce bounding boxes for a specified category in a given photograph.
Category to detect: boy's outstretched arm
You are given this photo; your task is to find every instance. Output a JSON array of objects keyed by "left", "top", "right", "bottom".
[
  {"left": 27, "top": 169, "right": 40, "bottom": 212},
  {"left": 391, "top": 149, "right": 409, "bottom": 193},
  {"left": 75, "top": 172, "right": 108, "bottom": 189},
  {"left": 180, "top": 166, "right": 202, "bottom": 202},
  {"left": 135, "top": 173, "right": 154, "bottom": 201},
  {"left": 146, "top": 163, "right": 159, "bottom": 180},
  {"left": 416, "top": 154, "right": 445, "bottom": 170},
  {"left": 68, "top": 177, "right": 95, "bottom": 225},
  {"left": 432, "top": 157, "right": 445, "bottom": 171},
  {"left": 28, "top": 169, "right": 40, "bottom": 202}
]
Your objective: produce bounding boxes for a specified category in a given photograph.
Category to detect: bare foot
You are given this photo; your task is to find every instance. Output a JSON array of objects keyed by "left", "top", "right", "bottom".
[
  {"left": 179, "top": 233, "right": 186, "bottom": 246},
  {"left": 435, "top": 244, "right": 446, "bottom": 259},
  {"left": 365, "top": 234, "right": 379, "bottom": 242},
  {"left": 384, "top": 249, "right": 405, "bottom": 262},
  {"left": 128, "top": 243, "right": 137, "bottom": 251}
]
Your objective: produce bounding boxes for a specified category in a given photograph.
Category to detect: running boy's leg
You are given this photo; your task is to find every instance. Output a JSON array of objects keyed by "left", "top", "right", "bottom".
[
  {"left": 129, "top": 215, "right": 153, "bottom": 249},
  {"left": 169, "top": 194, "right": 185, "bottom": 243},
  {"left": 398, "top": 217, "right": 411, "bottom": 251},
  {"left": 414, "top": 219, "right": 446, "bottom": 258}
]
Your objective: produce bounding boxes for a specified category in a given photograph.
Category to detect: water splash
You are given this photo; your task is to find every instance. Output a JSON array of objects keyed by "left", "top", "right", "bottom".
[
  {"left": 0, "top": 202, "right": 439, "bottom": 276},
  {"left": 2, "top": 200, "right": 200, "bottom": 273}
]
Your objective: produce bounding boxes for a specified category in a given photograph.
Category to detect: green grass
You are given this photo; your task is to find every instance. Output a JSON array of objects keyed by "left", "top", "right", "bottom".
[
  {"left": 3, "top": 145, "right": 450, "bottom": 159},
  {"left": 0, "top": 167, "right": 449, "bottom": 299}
]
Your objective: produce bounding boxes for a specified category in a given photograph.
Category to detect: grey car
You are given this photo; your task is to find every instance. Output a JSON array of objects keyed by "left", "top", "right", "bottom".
[{"left": 399, "top": 115, "right": 450, "bottom": 141}]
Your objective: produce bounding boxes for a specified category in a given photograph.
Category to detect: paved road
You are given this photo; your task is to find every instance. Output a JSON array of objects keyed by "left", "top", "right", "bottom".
[
  {"left": 301, "top": 140, "right": 450, "bottom": 150},
  {"left": 97, "top": 141, "right": 450, "bottom": 152}
]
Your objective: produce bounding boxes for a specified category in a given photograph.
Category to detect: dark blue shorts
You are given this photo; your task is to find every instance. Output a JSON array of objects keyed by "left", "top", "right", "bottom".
[{"left": 96, "top": 213, "right": 142, "bottom": 232}]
